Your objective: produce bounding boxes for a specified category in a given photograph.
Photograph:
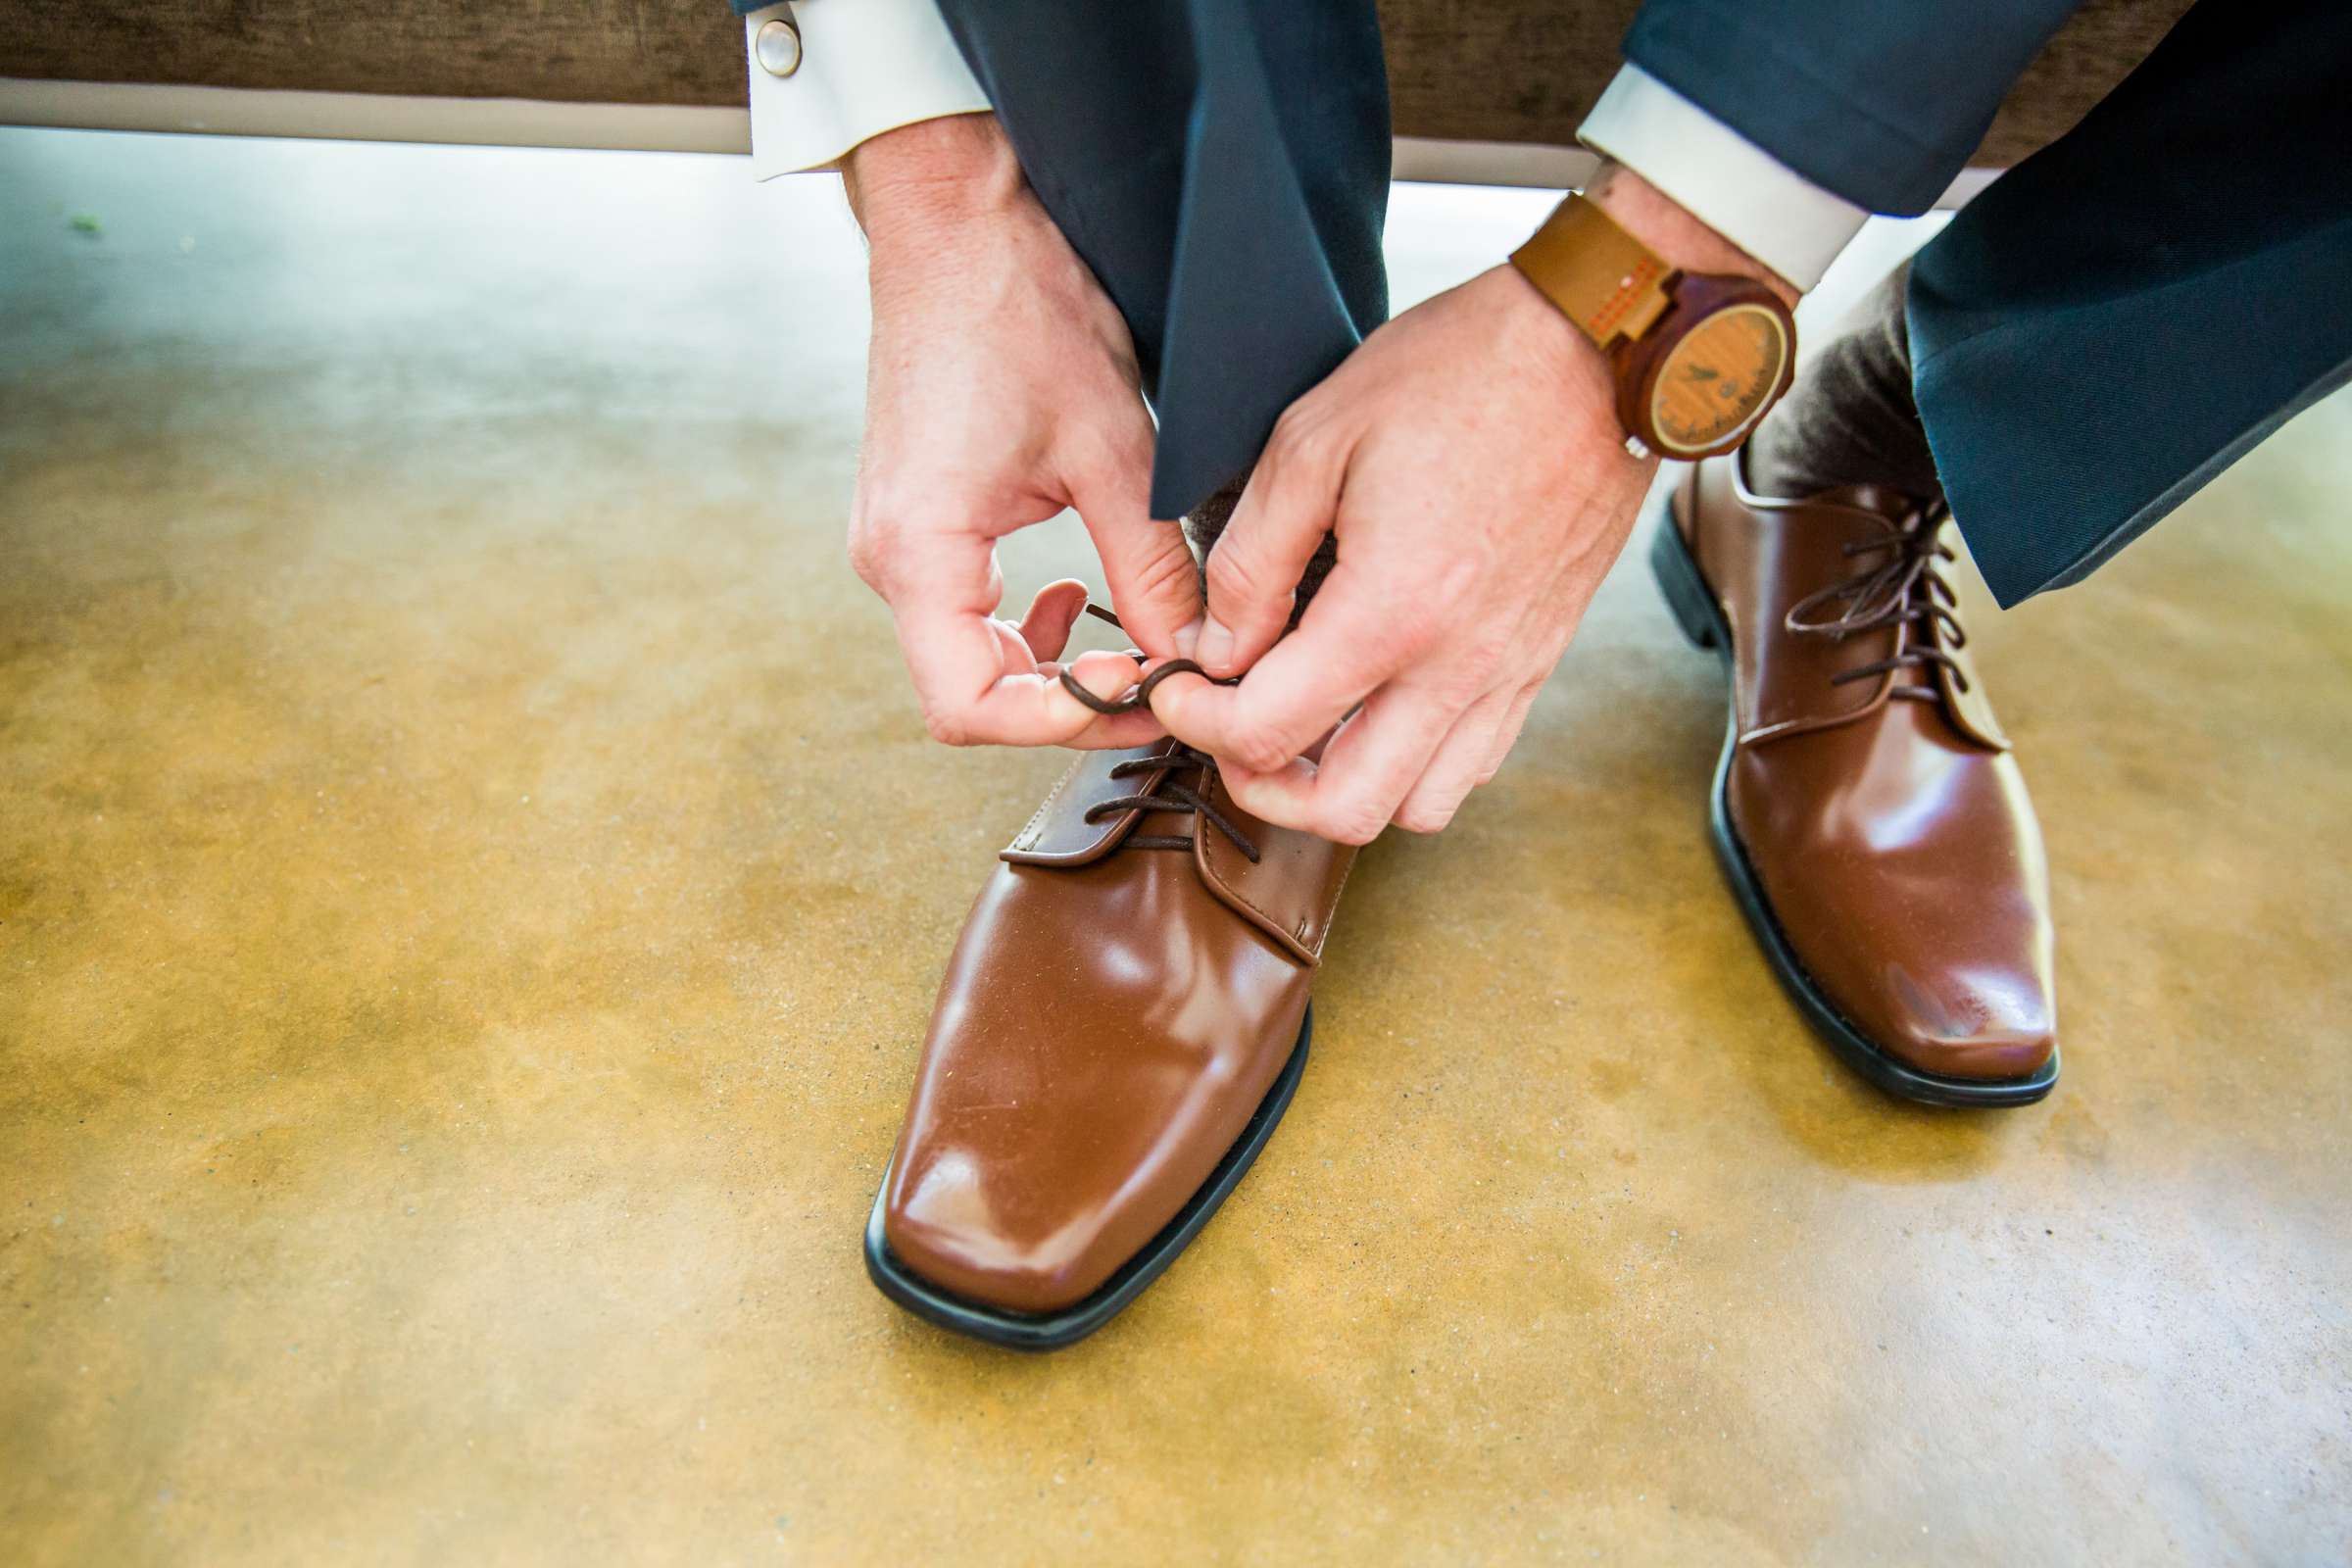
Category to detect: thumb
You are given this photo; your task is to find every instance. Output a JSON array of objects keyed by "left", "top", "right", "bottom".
[{"left": 1198, "top": 405, "right": 1348, "bottom": 676}]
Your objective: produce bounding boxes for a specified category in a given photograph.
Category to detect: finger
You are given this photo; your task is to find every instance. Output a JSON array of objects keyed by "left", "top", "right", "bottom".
[
  {"left": 1197, "top": 406, "right": 1349, "bottom": 676},
  {"left": 1150, "top": 559, "right": 1423, "bottom": 774},
  {"left": 885, "top": 545, "right": 1140, "bottom": 747},
  {"left": 1014, "top": 578, "right": 1092, "bottom": 663},
  {"left": 1479, "top": 678, "right": 1546, "bottom": 779},
  {"left": 960, "top": 614, "right": 1152, "bottom": 744},
  {"left": 1058, "top": 648, "right": 1173, "bottom": 749},
  {"left": 1215, "top": 684, "right": 1458, "bottom": 845},
  {"left": 1068, "top": 432, "right": 1201, "bottom": 662},
  {"left": 1390, "top": 683, "right": 1519, "bottom": 833},
  {"left": 1468, "top": 593, "right": 1576, "bottom": 776}
]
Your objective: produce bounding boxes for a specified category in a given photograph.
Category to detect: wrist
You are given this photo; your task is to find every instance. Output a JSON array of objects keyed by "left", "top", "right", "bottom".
[
  {"left": 1582, "top": 161, "right": 1799, "bottom": 309},
  {"left": 842, "top": 113, "right": 1024, "bottom": 246},
  {"left": 1504, "top": 169, "right": 1800, "bottom": 462},
  {"left": 1480, "top": 263, "right": 1596, "bottom": 387}
]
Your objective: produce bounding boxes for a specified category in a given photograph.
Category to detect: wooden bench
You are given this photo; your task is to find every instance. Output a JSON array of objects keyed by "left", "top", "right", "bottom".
[{"left": 1, "top": 0, "right": 2190, "bottom": 185}]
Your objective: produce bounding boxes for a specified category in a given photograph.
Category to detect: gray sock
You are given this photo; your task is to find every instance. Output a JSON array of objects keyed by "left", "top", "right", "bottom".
[{"left": 1746, "top": 261, "right": 1943, "bottom": 503}]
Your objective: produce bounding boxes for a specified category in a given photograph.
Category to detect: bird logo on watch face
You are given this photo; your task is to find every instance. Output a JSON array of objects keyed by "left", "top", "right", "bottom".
[{"left": 1648, "top": 304, "right": 1790, "bottom": 457}]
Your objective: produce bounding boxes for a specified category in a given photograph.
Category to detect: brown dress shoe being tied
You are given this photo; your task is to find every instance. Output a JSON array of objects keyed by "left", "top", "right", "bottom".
[
  {"left": 1650, "top": 452, "right": 2059, "bottom": 1107},
  {"left": 863, "top": 735, "right": 1354, "bottom": 1348}
]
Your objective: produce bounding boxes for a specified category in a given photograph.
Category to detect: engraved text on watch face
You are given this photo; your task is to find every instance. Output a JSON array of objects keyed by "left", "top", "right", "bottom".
[{"left": 1648, "top": 303, "right": 1789, "bottom": 458}]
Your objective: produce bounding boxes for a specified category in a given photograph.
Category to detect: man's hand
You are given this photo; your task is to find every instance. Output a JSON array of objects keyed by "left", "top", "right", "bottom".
[
  {"left": 1152, "top": 167, "right": 1795, "bottom": 841},
  {"left": 844, "top": 114, "right": 1196, "bottom": 748}
]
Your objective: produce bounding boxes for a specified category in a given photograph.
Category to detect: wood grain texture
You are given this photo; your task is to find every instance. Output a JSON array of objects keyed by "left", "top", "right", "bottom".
[{"left": 3, "top": 0, "right": 2193, "bottom": 165}]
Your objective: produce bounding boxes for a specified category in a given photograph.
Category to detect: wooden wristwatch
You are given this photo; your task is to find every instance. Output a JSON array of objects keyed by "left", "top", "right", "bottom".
[{"left": 1510, "top": 194, "right": 1796, "bottom": 461}]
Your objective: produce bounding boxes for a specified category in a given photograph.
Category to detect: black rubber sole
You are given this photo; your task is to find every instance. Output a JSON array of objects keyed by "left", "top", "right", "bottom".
[
  {"left": 1648, "top": 514, "right": 2057, "bottom": 1109},
  {"left": 862, "top": 1005, "right": 1313, "bottom": 1350}
]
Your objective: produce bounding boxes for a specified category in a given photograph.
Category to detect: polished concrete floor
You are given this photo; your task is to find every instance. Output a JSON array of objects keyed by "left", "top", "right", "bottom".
[{"left": 3, "top": 128, "right": 2348, "bottom": 1565}]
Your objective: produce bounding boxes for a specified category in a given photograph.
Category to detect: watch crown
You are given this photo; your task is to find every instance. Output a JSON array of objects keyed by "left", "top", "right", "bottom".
[{"left": 1624, "top": 434, "right": 1652, "bottom": 462}]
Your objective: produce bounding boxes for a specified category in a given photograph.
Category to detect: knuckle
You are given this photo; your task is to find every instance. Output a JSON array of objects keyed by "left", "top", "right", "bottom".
[
  {"left": 1392, "top": 800, "right": 1457, "bottom": 835},
  {"left": 1375, "top": 594, "right": 1448, "bottom": 660},
  {"left": 1431, "top": 548, "right": 1490, "bottom": 604},
  {"left": 1317, "top": 798, "right": 1392, "bottom": 846},
  {"left": 1224, "top": 721, "right": 1298, "bottom": 775},
  {"left": 919, "top": 706, "right": 972, "bottom": 747},
  {"left": 1077, "top": 420, "right": 1152, "bottom": 487},
  {"left": 1266, "top": 401, "right": 1336, "bottom": 466},
  {"left": 1459, "top": 626, "right": 1518, "bottom": 681},
  {"left": 845, "top": 517, "right": 900, "bottom": 589},
  {"left": 1064, "top": 456, "right": 1126, "bottom": 508},
  {"left": 1416, "top": 654, "right": 1496, "bottom": 710},
  {"left": 1204, "top": 547, "right": 1285, "bottom": 616},
  {"left": 1120, "top": 539, "right": 1199, "bottom": 612},
  {"left": 1450, "top": 663, "right": 1506, "bottom": 709},
  {"left": 1261, "top": 406, "right": 1308, "bottom": 463}
]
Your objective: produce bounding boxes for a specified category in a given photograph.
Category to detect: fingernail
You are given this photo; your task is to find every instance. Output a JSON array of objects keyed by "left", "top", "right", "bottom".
[
  {"left": 1174, "top": 617, "right": 1202, "bottom": 660},
  {"left": 1197, "top": 617, "right": 1233, "bottom": 673}
]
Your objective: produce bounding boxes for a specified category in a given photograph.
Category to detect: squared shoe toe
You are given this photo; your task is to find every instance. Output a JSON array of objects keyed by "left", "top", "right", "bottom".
[
  {"left": 871, "top": 738, "right": 1353, "bottom": 1343},
  {"left": 1655, "top": 453, "right": 2058, "bottom": 1105}
]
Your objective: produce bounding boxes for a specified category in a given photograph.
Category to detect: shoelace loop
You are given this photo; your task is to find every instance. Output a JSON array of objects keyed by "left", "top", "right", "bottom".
[{"left": 1782, "top": 500, "right": 1972, "bottom": 699}]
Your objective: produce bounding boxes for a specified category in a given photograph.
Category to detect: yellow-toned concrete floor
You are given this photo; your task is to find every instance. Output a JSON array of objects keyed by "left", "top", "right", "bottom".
[{"left": 3, "top": 128, "right": 2348, "bottom": 1566}]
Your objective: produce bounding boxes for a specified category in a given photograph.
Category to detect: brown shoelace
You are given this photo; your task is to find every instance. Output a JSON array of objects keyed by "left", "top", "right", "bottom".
[
  {"left": 1055, "top": 604, "right": 1258, "bottom": 862},
  {"left": 1783, "top": 500, "right": 1971, "bottom": 701}
]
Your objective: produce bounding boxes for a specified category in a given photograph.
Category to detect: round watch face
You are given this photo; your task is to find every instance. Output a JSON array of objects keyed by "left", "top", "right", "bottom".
[{"left": 1647, "top": 303, "right": 1790, "bottom": 457}]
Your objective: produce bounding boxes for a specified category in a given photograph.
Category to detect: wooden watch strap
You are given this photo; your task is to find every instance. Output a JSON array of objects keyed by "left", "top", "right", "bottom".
[{"left": 1509, "top": 195, "right": 1675, "bottom": 349}]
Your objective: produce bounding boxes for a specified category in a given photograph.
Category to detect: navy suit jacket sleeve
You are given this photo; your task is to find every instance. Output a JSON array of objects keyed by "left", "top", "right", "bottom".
[{"left": 1621, "top": 0, "right": 2087, "bottom": 213}]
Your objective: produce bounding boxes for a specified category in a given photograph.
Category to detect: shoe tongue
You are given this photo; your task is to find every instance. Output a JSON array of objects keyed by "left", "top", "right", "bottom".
[
  {"left": 1134, "top": 804, "right": 1196, "bottom": 838},
  {"left": 1753, "top": 484, "right": 2011, "bottom": 756},
  {"left": 1802, "top": 488, "right": 2009, "bottom": 752},
  {"left": 1125, "top": 750, "right": 1213, "bottom": 845},
  {"left": 998, "top": 744, "right": 1355, "bottom": 964}
]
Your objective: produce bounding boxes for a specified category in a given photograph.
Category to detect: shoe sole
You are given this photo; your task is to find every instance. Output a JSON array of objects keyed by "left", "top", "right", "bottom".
[
  {"left": 862, "top": 1004, "right": 1313, "bottom": 1350},
  {"left": 1648, "top": 512, "right": 2058, "bottom": 1109}
]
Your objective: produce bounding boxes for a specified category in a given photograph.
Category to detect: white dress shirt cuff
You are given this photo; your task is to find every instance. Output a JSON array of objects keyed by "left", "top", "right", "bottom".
[
  {"left": 744, "top": 0, "right": 992, "bottom": 180},
  {"left": 1576, "top": 64, "right": 1866, "bottom": 291}
]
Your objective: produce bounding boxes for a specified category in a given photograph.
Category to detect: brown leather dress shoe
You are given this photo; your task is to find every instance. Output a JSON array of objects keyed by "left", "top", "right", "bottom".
[
  {"left": 863, "top": 737, "right": 1353, "bottom": 1348},
  {"left": 1649, "top": 453, "right": 2058, "bottom": 1107}
]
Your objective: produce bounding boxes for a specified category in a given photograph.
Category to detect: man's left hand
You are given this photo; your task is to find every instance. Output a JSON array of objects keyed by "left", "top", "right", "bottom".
[
  {"left": 1152, "top": 172, "right": 1791, "bottom": 843},
  {"left": 1149, "top": 261, "right": 1646, "bottom": 842}
]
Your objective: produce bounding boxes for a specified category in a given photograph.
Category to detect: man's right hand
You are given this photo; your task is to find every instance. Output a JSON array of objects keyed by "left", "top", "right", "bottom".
[{"left": 842, "top": 114, "right": 1197, "bottom": 748}]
